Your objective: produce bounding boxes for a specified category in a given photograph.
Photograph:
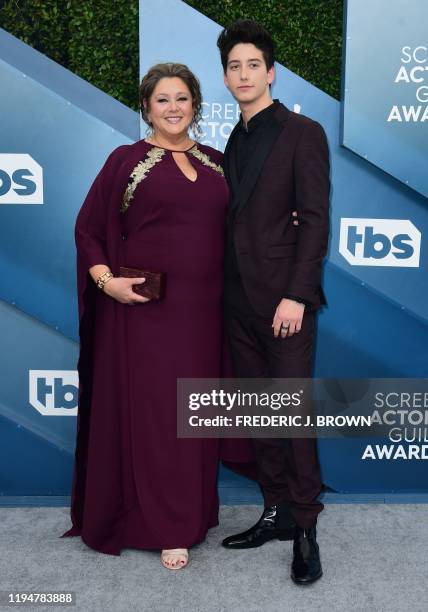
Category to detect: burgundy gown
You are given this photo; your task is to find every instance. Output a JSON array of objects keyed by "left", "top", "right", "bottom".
[{"left": 60, "top": 140, "right": 255, "bottom": 555}]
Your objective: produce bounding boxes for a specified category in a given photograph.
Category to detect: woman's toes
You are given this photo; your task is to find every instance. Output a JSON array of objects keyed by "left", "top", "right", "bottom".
[{"left": 161, "top": 548, "right": 188, "bottom": 570}]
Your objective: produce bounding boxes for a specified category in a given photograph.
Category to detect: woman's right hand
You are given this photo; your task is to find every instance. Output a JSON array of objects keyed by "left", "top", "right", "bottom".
[{"left": 103, "top": 277, "right": 151, "bottom": 305}]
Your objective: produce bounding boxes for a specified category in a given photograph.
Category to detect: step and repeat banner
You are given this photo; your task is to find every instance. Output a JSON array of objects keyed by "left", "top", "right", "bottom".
[
  {"left": 0, "top": 0, "right": 427, "bottom": 498},
  {"left": 342, "top": 0, "right": 427, "bottom": 198}
]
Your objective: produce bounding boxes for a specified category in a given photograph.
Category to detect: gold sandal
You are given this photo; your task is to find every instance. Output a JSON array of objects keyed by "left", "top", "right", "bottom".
[{"left": 161, "top": 548, "right": 189, "bottom": 570}]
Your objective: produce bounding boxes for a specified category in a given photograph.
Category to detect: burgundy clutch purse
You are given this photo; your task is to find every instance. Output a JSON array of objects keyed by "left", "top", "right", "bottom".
[{"left": 120, "top": 266, "right": 166, "bottom": 300}]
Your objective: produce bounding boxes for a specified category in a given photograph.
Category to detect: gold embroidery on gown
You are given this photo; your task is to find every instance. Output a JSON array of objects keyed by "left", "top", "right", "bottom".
[
  {"left": 121, "top": 147, "right": 166, "bottom": 213},
  {"left": 121, "top": 144, "right": 224, "bottom": 213},
  {"left": 188, "top": 146, "right": 225, "bottom": 177}
]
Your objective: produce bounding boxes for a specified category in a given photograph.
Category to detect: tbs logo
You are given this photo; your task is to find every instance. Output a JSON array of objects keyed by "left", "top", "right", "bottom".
[
  {"left": 29, "top": 371, "right": 78, "bottom": 416},
  {"left": 339, "top": 218, "right": 421, "bottom": 267},
  {"left": 0, "top": 154, "right": 43, "bottom": 204}
]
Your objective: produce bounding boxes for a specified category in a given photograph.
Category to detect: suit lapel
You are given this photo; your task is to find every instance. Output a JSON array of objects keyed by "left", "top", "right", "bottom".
[{"left": 223, "top": 122, "right": 239, "bottom": 192}]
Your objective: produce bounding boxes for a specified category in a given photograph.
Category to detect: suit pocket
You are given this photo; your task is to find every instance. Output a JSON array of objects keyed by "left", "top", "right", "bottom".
[{"left": 267, "top": 243, "right": 296, "bottom": 259}]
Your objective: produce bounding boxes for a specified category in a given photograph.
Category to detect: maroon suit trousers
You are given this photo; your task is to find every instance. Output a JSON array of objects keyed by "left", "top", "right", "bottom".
[{"left": 224, "top": 278, "right": 324, "bottom": 528}]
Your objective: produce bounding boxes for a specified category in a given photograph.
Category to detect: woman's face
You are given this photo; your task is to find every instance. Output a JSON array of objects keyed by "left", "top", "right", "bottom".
[{"left": 146, "top": 77, "right": 194, "bottom": 140}]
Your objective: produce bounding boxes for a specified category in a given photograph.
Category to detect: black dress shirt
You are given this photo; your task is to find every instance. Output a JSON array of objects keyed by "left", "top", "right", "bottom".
[{"left": 233, "top": 99, "right": 279, "bottom": 184}]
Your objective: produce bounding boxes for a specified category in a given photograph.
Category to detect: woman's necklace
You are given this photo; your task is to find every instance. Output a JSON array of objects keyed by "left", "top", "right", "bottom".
[{"left": 148, "top": 135, "right": 195, "bottom": 152}]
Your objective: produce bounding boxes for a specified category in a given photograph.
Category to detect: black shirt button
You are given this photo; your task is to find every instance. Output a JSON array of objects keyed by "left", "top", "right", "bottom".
[{"left": 121, "top": 233, "right": 127, "bottom": 240}]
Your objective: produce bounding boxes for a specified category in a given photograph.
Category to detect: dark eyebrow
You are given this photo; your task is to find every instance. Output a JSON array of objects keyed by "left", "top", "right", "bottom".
[
  {"left": 228, "top": 58, "right": 262, "bottom": 65},
  {"left": 155, "top": 92, "right": 189, "bottom": 96}
]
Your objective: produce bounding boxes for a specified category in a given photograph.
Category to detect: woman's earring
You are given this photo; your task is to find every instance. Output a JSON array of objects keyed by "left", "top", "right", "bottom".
[
  {"left": 145, "top": 125, "right": 153, "bottom": 137},
  {"left": 191, "top": 120, "right": 203, "bottom": 140}
]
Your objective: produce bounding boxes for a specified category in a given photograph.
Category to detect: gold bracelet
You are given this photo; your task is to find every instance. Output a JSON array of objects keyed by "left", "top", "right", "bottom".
[{"left": 96, "top": 270, "right": 114, "bottom": 290}]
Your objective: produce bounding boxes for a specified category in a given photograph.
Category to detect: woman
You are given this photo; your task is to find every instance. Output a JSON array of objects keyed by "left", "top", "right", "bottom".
[{"left": 60, "top": 63, "right": 256, "bottom": 569}]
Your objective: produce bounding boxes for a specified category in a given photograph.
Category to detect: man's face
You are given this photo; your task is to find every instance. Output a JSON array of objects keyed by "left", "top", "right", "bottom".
[{"left": 223, "top": 43, "right": 275, "bottom": 105}]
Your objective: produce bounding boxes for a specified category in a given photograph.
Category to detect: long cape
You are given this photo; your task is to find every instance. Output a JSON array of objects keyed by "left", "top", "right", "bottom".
[{"left": 61, "top": 141, "right": 257, "bottom": 538}]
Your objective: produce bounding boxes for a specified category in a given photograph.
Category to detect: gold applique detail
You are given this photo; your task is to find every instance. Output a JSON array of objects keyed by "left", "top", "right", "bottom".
[
  {"left": 188, "top": 146, "right": 224, "bottom": 177},
  {"left": 121, "top": 147, "right": 166, "bottom": 213}
]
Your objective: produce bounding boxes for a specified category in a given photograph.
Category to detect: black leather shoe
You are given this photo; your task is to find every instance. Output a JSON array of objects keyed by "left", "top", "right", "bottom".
[
  {"left": 291, "top": 524, "right": 322, "bottom": 585},
  {"left": 222, "top": 504, "right": 296, "bottom": 549}
]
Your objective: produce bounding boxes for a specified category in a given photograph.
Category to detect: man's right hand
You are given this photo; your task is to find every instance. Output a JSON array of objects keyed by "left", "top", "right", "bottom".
[{"left": 103, "top": 277, "right": 151, "bottom": 305}]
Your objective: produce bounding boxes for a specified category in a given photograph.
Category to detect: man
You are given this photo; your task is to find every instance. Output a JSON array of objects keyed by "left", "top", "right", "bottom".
[{"left": 217, "top": 20, "right": 330, "bottom": 585}]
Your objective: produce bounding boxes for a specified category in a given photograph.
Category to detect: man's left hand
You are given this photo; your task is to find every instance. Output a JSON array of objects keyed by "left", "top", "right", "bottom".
[{"left": 272, "top": 298, "right": 305, "bottom": 338}]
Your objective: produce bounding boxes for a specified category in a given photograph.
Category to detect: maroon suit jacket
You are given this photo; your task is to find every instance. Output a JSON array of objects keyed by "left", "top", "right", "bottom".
[{"left": 224, "top": 102, "right": 330, "bottom": 316}]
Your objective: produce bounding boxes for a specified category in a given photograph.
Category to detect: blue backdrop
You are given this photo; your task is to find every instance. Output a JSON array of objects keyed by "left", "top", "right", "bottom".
[{"left": 0, "top": 0, "right": 427, "bottom": 502}]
